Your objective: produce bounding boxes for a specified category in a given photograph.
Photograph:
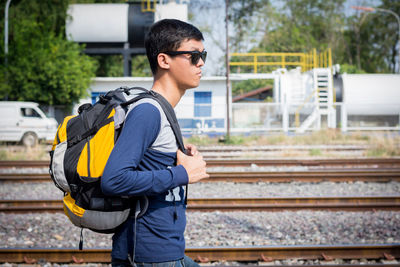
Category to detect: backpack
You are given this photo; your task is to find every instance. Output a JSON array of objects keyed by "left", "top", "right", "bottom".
[{"left": 49, "top": 87, "right": 187, "bottom": 237}]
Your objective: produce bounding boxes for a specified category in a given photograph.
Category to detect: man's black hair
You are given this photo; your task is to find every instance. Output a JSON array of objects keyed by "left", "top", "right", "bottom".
[{"left": 145, "top": 19, "right": 204, "bottom": 75}]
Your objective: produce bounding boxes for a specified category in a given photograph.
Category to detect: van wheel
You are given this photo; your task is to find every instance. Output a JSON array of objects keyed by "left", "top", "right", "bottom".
[{"left": 22, "top": 132, "right": 38, "bottom": 147}]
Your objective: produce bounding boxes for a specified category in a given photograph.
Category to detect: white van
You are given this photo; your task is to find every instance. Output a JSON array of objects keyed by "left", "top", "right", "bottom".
[{"left": 0, "top": 101, "right": 58, "bottom": 146}]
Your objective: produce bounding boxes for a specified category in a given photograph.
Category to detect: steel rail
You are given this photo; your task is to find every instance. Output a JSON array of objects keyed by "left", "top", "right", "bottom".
[
  {"left": 2, "top": 158, "right": 400, "bottom": 169},
  {"left": 199, "top": 265, "right": 400, "bottom": 267},
  {"left": 205, "top": 158, "right": 400, "bottom": 168},
  {"left": 0, "top": 244, "right": 399, "bottom": 263},
  {"left": 0, "top": 160, "right": 49, "bottom": 168},
  {"left": 206, "top": 169, "right": 400, "bottom": 182},
  {"left": 198, "top": 265, "right": 400, "bottom": 267},
  {"left": 1, "top": 169, "right": 400, "bottom": 183},
  {"left": 198, "top": 145, "right": 371, "bottom": 152},
  {"left": 1, "top": 196, "right": 400, "bottom": 213}
]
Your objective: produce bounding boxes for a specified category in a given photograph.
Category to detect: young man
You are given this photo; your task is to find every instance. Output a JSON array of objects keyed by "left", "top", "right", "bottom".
[{"left": 101, "top": 19, "right": 209, "bottom": 266}]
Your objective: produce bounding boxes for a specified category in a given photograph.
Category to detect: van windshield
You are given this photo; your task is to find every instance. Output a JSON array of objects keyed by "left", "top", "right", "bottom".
[{"left": 20, "top": 107, "right": 42, "bottom": 118}]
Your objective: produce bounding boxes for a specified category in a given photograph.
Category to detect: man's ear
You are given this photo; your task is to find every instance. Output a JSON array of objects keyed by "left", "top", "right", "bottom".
[{"left": 157, "top": 53, "right": 170, "bottom": 70}]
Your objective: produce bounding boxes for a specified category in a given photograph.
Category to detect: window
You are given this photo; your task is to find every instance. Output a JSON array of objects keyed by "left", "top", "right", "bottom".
[
  {"left": 20, "top": 108, "right": 41, "bottom": 118},
  {"left": 194, "top": 91, "right": 211, "bottom": 117}
]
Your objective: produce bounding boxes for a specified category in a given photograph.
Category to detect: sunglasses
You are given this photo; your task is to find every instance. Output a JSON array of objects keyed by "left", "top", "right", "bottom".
[{"left": 164, "top": 50, "right": 207, "bottom": 65}]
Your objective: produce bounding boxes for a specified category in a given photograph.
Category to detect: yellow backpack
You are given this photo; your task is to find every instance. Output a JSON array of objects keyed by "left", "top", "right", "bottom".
[{"left": 49, "top": 87, "right": 186, "bottom": 238}]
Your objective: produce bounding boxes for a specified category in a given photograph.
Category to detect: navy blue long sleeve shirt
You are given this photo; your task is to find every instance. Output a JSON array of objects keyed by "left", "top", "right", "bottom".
[{"left": 101, "top": 99, "right": 188, "bottom": 263}]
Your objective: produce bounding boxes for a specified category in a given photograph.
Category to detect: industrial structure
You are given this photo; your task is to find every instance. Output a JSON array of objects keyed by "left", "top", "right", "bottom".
[
  {"left": 66, "top": 0, "right": 188, "bottom": 76},
  {"left": 68, "top": 1, "right": 400, "bottom": 136},
  {"left": 229, "top": 50, "right": 400, "bottom": 134}
]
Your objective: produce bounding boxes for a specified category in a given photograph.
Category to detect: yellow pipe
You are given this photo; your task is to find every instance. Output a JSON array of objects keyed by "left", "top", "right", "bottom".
[
  {"left": 310, "top": 51, "right": 313, "bottom": 70},
  {"left": 295, "top": 113, "right": 300, "bottom": 127},
  {"left": 320, "top": 53, "right": 323, "bottom": 68},
  {"left": 328, "top": 48, "right": 332, "bottom": 68},
  {"left": 325, "top": 51, "right": 328, "bottom": 67},
  {"left": 295, "top": 88, "right": 318, "bottom": 127},
  {"left": 325, "top": 50, "right": 328, "bottom": 67},
  {"left": 313, "top": 49, "right": 317, "bottom": 69},
  {"left": 254, "top": 55, "right": 257, "bottom": 73}
]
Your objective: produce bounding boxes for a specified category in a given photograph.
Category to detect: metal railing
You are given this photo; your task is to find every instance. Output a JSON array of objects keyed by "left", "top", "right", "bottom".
[
  {"left": 230, "top": 102, "right": 400, "bottom": 133},
  {"left": 230, "top": 48, "right": 332, "bottom": 73},
  {"left": 174, "top": 102, "right": 400, "bottom": 134},
  {"left": 141, "top": 0, "right": 156, "bottom": 12}
]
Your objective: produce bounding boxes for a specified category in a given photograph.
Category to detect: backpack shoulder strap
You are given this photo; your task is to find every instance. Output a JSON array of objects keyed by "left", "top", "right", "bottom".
[
  {"left": 147, "top": 91, "right": 189, "bottom": 205},
  {"left": 121, "top": 88, "right": 189, "bottom": 204},
  {"left": 121, "top": 88, "right": 187, "bottom": 154},
  {"left": 150, "top": 91, "right": 187, "bottom": 155}
]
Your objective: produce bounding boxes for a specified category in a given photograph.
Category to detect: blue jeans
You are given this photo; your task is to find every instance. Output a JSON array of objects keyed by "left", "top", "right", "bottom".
[{"left": 112, "top": 255, "right": 200, "bottom": 267}]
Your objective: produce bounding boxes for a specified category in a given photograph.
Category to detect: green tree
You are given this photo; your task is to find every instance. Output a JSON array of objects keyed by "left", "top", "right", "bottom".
[
  {"left": 343, "top": 1, "right": 400, "bottom": 73},
  {"left": 131, "top": 55, "right": 152, "bottom": 77},
  {"left": 189, "top": 0, "right": 270, "bottom": 75},
  {"left": 0, "top": 0, "right": 96, "bottom": 106},
  {"left": 256, "top": 0, "right": 346, "bottom": 53},
  {"left": 92, "top": 54, "right": 152, "bottom": 77},
  {"left": 248, "top": 0, "right": 398, "bottom": 74},
  {"left": 93, "top": 55, "right": 124, "bottom": 77},
  {"left": 228, "top": 0, "right": 270, "bottom": 52},
  {"left": 339, "top": 63, "right": 366, "bottom": 74}
]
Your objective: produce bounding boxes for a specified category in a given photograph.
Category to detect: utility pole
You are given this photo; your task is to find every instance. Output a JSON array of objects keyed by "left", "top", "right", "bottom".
[
  {"left": 225, "top": 0, "right": 231, "bottom": 139},
  {"left": 4, "top": 0, "right": 12, "bottom": 66}
]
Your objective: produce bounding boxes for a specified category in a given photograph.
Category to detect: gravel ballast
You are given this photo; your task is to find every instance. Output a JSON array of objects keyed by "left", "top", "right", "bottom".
[
  {"left": 1, "top": 181, "right": 399, "bottom": 200},
  {"left": 1, "top": 211, "right": 399, "bottom": 249},
  {"left": 1, "top": 164, "right": 399, "bottom": 263}
]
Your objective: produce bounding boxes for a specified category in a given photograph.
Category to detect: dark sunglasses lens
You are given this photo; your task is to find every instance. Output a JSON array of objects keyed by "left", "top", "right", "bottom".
[
  {"left": 201, "top": 51, "right": 207, "bottom": 63},
  {"left": 191, "top": 53, "right": 201, "bottom": 65},
  {"left": 191, "top": 51, "right": 207, "bottom": 65}
]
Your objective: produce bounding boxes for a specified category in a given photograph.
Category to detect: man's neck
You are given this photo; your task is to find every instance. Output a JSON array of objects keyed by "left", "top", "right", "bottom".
[{"left": 151, "top": 76, "right": 185, "bottom": 108}]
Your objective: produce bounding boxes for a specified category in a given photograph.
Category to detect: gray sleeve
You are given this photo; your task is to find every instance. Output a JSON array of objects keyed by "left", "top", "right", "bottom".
[{"left": 127, "top": 98, "right": 178, "bottom": 153}]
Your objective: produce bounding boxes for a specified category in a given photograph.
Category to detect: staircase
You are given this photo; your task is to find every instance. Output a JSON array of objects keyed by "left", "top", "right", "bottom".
[
  {"left": 297, "top": 68, "right": 336, "bottom": 133},
  {"left": 315, "top": 68, "right": 331, "bottom": 116}
]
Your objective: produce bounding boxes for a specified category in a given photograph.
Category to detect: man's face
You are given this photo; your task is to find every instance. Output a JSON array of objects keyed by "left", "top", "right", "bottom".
[{"left": 168, "top": 39, "right": 205, "bottom": 90}]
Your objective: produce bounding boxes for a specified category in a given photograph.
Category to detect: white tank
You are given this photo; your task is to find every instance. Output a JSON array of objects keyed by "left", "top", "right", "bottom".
[
  {"left": 66, "top": 4, "right": 129, "bottom": 43},
  {"left": 342, "top": 74, "right": 400, "bottom": 115}
]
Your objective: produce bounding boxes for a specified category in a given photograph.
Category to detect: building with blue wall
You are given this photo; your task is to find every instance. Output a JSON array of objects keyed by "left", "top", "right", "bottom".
[{"left": 76, "top": 77, "right": 231, "bottom": 136}]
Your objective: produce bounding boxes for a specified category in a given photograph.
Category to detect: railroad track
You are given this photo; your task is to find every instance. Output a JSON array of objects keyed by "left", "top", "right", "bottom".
[
  {"left": 1, "top": 196, "right": 399, "bottom": 213},
  {"left": 206, "top": 158, "right": 400, "bottom": 168},
  {"left": 200, "top": 145, "right": 371, "bottom": 152},
  {"left": 208, "top": 169, "right": 400, "bottom": 182},
  {"left": 0, "top": 244, "right": 399, "bottom": 263},
  {"left": 1, "top": 158, "right": 400, "bottom": 169},
  {"left": 1, "top": 169, "right": 399, "bottom": 183}
]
